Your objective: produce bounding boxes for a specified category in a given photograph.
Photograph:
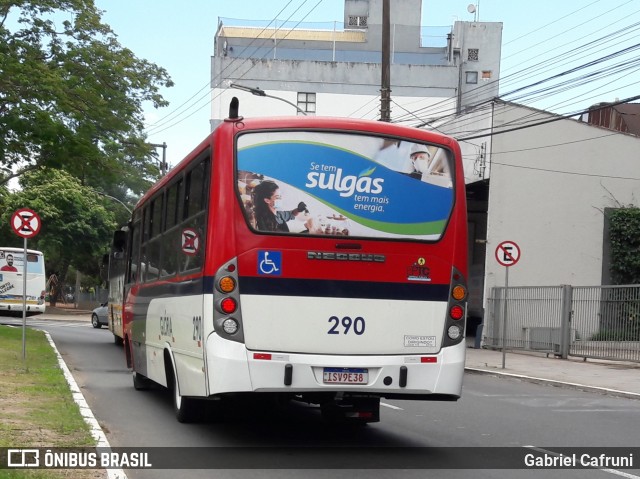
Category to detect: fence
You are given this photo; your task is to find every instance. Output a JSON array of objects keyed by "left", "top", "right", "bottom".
[{"left": 485, "top": 285, "right": 640, "bottom": 363}]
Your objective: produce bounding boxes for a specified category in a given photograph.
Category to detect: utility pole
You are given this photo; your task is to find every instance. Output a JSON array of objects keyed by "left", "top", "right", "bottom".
[
  {"left": 149, "top": 142, "right": 168, "bottom": 176},
  {"left": 380, "top": 0, "right": 391, "bottom": 122}
]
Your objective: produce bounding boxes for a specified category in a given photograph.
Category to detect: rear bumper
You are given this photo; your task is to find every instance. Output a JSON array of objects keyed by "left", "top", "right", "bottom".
[{"left": 206, "top": 334, "right": 465, "bottom": 399}]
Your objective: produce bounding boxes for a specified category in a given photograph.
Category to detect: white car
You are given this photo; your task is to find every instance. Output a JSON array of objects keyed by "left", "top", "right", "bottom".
[{"left": 91, "top": 303, "right": 109, "bottom": 329}]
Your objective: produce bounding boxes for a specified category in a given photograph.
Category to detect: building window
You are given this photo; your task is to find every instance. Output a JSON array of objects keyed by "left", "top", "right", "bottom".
[
  {"left": 297, "top": 92, "right": 316, "bottom": 115},
  {"left": 465, "top": 71, "right": 478, "bottom": 84},
  {"left": 467, "top": 48, "right": 479, "bottom": 61},
  {"left": 482, "top": 70, "right": 492, "bottom": 80},
  {"left": 348, "top": 15, "right": 368, "bottom": 27}
]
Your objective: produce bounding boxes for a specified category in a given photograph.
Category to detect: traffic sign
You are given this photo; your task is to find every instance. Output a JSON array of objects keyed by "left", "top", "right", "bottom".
[
  {"left": 495, "top": 240, "right": 520, "bottom": 267},
  {"left": 11, "top": 208, "right": 41, "bottom": 239}
]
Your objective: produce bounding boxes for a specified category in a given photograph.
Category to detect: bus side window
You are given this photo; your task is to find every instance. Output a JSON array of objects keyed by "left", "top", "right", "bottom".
[
  {"left": 165, "top": 180, "right": 182, "bottom": 231},
  {"left": 160, "top": 179, "right": 182, "bottom": 278},
  {"left": 180, "top": 157, "right": 209, "bottom": 273},
  {"left": 128, "top": 221, "right": 141, "bottom": 284},
  {"left": 151, "top": 194, "right": 164, "bottom": 237}
]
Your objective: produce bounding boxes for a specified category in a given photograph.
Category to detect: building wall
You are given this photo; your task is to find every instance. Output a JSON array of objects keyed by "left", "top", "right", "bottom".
[
  {"left": 213, "top": 87, "right": 455, "bottom": 125},
  {"left": 211, "top": 0, "right": 502, "bottom": 125},
  {"left": 483, "top": 103, "right": 640, "bottom": 300}
]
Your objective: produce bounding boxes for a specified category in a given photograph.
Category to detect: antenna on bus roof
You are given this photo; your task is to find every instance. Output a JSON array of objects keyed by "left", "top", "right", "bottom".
[{"left": 228, "top": 97, "right": 240, "bottom": 120}]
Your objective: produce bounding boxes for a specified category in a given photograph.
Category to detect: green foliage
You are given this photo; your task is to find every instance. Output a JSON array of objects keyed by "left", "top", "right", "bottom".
[
  {"left": 0, "top": 0, "right": 171, "bottom": 292},
  {"left": 590, "top": 327, "right": 640, "bottom": 341},
  {"left": 0, "top": 0, "right": 172, "bottom": 194},
  {"left": 609, "top": 207, "right": 640, "bottom": 285},
  {"left": 0, "top": 169, "right": 117, "bottom": 282}
]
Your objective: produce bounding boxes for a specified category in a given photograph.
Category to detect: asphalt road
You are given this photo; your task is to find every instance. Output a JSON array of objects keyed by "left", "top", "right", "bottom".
[{"left": 10, "top": 318, "right": 640, "bottom": 479}]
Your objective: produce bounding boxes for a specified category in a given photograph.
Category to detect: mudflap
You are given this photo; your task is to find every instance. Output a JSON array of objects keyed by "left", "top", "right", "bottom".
[{"left": 320, "top": 395, "right": 381, "bottom": 424}]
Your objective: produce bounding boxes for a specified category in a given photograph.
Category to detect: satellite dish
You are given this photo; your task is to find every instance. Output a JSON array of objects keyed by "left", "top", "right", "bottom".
[{"left": 467, "top": 4, "right": 476, "bottom": 13}]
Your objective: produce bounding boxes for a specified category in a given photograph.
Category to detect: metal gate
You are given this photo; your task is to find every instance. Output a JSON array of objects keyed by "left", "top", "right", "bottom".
[{"left": 485, "top": 285, "right": 640, "bottom": 363}]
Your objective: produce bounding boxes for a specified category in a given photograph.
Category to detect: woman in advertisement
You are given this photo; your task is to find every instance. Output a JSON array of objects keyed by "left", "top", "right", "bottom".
[{"left": 252, "top": 180, "right": 313, "bottom": 233}]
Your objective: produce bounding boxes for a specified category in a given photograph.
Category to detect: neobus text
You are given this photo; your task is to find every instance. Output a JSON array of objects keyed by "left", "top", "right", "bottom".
[{"left": 307, "top": 252, "right": 385, "bottom": 262}]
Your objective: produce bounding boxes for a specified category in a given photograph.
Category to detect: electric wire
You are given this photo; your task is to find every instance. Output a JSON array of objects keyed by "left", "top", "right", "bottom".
[{"left": 147, "top": 0, "right": 325, "bottom": 136}]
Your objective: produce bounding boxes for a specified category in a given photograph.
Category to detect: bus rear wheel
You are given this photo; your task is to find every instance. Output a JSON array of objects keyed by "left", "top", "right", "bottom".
[
  {"left": 132, "top": 370, "right": 151, "bottom": 390},
  {"left": 168, "top": 363, "right": 200, "bottom": 423}
]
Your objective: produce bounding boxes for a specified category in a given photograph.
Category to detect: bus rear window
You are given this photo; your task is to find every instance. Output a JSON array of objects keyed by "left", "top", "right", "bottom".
[{"left": 236, "top": 131, "right": 455, "bottom": 241}]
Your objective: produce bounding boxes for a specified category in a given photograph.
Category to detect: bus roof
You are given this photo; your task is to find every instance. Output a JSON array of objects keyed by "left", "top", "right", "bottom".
[{"left": 1, "top": 247, "right": 44, "bottom": 255}]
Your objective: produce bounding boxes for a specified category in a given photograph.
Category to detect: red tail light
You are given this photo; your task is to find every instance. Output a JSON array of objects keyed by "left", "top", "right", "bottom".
[
  {"left": 450, "top": 305, "right": 464, "bottom": 320},
  {"left": 220, "top": 297, "right": 237, "bottom": 314}
]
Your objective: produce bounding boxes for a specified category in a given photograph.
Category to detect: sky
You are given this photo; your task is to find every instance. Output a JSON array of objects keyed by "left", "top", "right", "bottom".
[{"left": 95, "top": 0, "right": 640, "bottom": 167}]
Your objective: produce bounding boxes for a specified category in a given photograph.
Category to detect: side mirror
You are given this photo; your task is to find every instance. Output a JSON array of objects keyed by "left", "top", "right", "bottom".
[{"left": 113, "top": 230, "right": 127, "bottom": 252}]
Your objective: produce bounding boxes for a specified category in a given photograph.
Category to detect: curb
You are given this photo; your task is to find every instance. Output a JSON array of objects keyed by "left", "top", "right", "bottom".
[
  {"left": 44, "top": 331, "right": 128, "bottom": 479},
  {"left": 465, "top": 367, "right": 640, "bottom": 401},
  {"left": 45, "top": 308, "right": 93, "bottom": 315}
]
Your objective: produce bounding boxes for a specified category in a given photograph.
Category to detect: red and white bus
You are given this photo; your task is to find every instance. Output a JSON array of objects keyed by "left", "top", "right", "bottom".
[
  {"left": 104, "top": 230, "right": 127, "bottom": 344},
  {"left": 121, "top": 105, "right": 468, "bottom": 423}
]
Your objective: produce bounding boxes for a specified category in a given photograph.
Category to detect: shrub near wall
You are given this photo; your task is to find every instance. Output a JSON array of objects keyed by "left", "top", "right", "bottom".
[
  {"left": 609, "top": 207, "right": 640, "bottom": 285},
  {"left": 601, "top": 207, "right": 640, "bottom": 341}
]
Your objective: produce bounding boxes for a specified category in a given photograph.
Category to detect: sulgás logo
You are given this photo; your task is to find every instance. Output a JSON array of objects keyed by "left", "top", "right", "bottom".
[{"left": 305, "top": 166, "right": 384, "bottom": 198}]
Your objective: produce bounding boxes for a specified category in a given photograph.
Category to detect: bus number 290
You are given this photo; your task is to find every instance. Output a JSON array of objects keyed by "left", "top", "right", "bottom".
[{"left": 327, "top": 316, "right": 365, "bottom": 335}]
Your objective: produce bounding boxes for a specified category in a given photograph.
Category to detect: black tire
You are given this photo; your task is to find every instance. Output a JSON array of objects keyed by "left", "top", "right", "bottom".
[
  {"left": 168, "top": 363, "right": 199, "bottom": 423},
  {"left": 91, "top": 314, "right": 101, "bottom": 329},
  {"left": 132, "top": 370, "right": 151, "bottom": 390}
]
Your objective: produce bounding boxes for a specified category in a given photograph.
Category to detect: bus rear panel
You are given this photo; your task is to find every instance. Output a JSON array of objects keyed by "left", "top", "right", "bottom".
[
  {"left": 123, "top": 116, "right": 467, "bottom": 422},
  {"left": 208, "top": 122, "right": 467, "bottom": 402}
]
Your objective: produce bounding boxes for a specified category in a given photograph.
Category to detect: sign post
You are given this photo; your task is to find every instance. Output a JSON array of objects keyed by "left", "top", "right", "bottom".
[
  {"left": 495, "top": 241, "right": 521, "bottom": 369},
  {"left": 10, "top": 208, "right": 42, "bottom": 360}
]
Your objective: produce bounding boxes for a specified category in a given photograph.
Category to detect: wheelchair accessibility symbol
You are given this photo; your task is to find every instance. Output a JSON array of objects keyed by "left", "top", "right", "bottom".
[{"left": 258, "top": 251, "right": 281, "bottom": 275}]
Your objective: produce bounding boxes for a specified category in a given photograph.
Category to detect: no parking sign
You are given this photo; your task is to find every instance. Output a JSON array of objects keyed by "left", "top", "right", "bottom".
[
  {"left": 495, "top": 240, "right": 520, "bottom": 369},
  {"left": 495, "top": 240, "right": 520, "bottom": 267},
  {"left": 11, "top": 208, "right": 41, "bottom": 239},
  {"left": 10, "top": 208, "right": 41, "bottom": 361}
]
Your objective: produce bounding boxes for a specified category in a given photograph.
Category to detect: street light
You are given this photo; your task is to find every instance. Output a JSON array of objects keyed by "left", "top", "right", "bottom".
[
  {"left": 229, "top": 82, "right": 307, "bottom": 116},
  {"left": 92, "top": 190, "right": 132, "bottom": 215}
]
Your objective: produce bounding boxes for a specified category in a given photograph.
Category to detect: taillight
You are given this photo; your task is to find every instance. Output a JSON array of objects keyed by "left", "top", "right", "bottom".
[
  {"left": 452, "top": 285, "right": 466, "bottom": 301},
  {"left": 219, "top": 297, "right": 237, "bottom": 314},
  {"left": 443, "top": 267, "right": 467, "bottom": 347},
  {"left": 218, "top": 276, "right": 236, "bottom": 293},
  {"left": 213, "top": 258, "right": 244, "bottom": 343},
  {"left": 450, "top": 305, "right": 464, "bottom": 320}
]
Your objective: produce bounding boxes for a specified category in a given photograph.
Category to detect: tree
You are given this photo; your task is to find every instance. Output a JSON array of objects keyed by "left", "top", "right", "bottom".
[
  {"left": 0, "top": 0, "right": 172, "bottom": 192},
  {"left": 0, "top": 169, "right": 117, "bottom": 304}
]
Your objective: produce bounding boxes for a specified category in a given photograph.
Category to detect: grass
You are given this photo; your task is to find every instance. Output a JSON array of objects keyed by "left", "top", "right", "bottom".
[{"left": 0, "top": 325, "right": 104, "bottom": 478}]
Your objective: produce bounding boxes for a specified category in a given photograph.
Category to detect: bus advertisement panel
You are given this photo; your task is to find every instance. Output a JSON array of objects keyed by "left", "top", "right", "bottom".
[
  {"left": 237, "top": 131, "right": 454, "bottom": 240},
  {"left": 121, "top": 115, "right": 468, "bottom": 424},
  {"left": 0, "top": 248, "right": 46, "bottom": 315}
]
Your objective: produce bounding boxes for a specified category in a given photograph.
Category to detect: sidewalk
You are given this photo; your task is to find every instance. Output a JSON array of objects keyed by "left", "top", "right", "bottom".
[
  {"left": 40, "top": 304, "right": 94, "bottom": 319},
  {"left": 465, "top": 340, "right": 640, "bottom": 399}
]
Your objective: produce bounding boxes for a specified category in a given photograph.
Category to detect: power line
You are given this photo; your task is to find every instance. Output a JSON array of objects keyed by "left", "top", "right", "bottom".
[
  {"left": 144, "top": 0, "right": 302, "bottom": 133},
  {"left": 490, "top": 161, "right": 640, "bottom": 181},
  {"left": 455, "top": 93, "right": 640, "bottom": 141},
  {"left": 146, "top": 0, "right": 326, "bottom": 136},
  {"left": 391, "top": 8, "right": 640, "bottom": 129}
]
